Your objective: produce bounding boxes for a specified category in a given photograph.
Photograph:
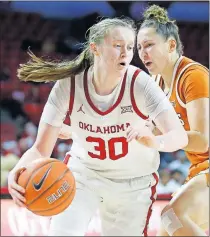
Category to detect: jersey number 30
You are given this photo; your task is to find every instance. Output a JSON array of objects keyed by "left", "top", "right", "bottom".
[{"left": 86, "top": 136, "right": 128, "bottom": 160}]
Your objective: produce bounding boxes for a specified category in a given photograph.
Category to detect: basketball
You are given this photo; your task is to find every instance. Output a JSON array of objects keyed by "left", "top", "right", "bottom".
[{"left": 17, "top": 158, "right": 76, "bottom": 216}]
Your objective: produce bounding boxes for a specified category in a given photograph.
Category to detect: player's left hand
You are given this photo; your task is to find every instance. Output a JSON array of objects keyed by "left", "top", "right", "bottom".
[{"left": 126, "top": 125, "right": 159, "bottom": 149}]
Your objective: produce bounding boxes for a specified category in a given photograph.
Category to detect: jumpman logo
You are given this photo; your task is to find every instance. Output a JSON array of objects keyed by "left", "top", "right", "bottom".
[{"left": 77, "top": 104, "right": 85, "bottom": 114}]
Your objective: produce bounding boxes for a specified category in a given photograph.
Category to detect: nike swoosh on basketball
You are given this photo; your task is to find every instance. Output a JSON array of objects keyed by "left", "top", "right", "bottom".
[{"left": 33, "top": 165, "right": 52, "bottom": 191}]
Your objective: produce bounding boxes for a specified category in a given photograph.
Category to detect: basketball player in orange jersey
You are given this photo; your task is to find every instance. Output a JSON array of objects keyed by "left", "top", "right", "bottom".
[
  {"left": 8, "top": 17, "right": 188, "bottom": 236},
  {"left": 137, "top": 5, "right": 209, "bottom": 236}
]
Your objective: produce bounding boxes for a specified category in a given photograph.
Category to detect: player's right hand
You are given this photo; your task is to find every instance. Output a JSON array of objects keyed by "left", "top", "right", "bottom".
[
  {"left": 58, "top": 123, "right": 72, "bottom": 140},
  {"left": 126, "top": 125, "right": 159, "bottom": 149},
  {"left": 8, "top": 167, "right": 26, "bottom": 207}
]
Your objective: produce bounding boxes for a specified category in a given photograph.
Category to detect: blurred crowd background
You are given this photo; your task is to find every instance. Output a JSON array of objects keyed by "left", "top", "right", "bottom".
[{"left": 0, "top": 1, "right": 209, "bottom": 198}]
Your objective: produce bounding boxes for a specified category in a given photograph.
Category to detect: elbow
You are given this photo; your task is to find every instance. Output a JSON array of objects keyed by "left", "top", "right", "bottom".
[
  {"left": 183, "top": 132, "right": 189, "bottom": 148},
  {"left": 201, "top": 134, "right": 209, "bottom": 153},
  {"left": 200, "top": 142, "right": 209, "bottom": 153},
  {"left": 203, "top": 146, "right": 209, "bottom": 153},
  {"left": 179, "top": 129, "right": 189, "bottom": 149}
]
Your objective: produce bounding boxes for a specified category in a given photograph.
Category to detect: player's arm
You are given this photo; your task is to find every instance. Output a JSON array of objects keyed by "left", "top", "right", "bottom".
[
  {"left": 10, "top": 78, "right": 70, "bottom": 172},
  {"left": 152, "top": 107, "right": 188, "bottom": 152},
  {"left": 131, "top": 71, "right": 188, "bottom": 152},
  {"left": 182, "top": 69, "right": 209, "bottom": 153},
  {"left": 184, "top": 98, "right": 209, "bottom": 153}
]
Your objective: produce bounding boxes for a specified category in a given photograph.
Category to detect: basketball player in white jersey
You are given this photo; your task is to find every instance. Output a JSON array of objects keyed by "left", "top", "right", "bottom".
[{"left": 8, "top": 17, "right": 188, "bottom": 236}]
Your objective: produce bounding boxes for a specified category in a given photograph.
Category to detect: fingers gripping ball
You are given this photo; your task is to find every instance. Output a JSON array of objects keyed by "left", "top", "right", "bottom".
[{"left": 17, "top": 158, "right": 76, "bottom": 216}]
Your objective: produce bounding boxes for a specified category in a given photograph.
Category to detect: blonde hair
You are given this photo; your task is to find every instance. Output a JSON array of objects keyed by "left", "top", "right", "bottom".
[
  {"left": 140, "top": 5, "right": 183, "bottom": 56},
  {"left": 18, "top": 17, "right": 136, "bottom": 83}
]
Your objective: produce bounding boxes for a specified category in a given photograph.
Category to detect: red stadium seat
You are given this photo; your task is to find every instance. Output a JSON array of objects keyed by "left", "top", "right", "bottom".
[
  {"left": 23, "top": 103, "right": 45, "bottom": 125},
  {"left": 0, "top": 122, "right": 17, "bottom": 143},
  {"left": 38, "top": 85, "right": 52, "bottom": 103}
]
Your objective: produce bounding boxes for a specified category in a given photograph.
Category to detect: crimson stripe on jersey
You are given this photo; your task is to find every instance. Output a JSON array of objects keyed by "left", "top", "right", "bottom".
[
  {"left": 69, "top": 76, "right": 75, "bottom": 115},
  {"left": 63, "top": 154, "right": 71, "bottom": 164},
  {"left": 130, "top": 69, "right": 149, "bottom": 120},
  {"left": 84, "top": 67, "right": 127, "bottom": 116},
  {"left": 63, "top": 76, "right": 75, "bottom": 126},
  {"left": 143, "top": 173, "right": 159, "bottom": 236}
]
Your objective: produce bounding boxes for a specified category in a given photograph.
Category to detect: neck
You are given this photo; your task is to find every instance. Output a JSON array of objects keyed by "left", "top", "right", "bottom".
[
  {"left": 92, "top": 66, "right": 122, "bottom": 96},
  {"left": 161, "top": 53, "right": 180, "bottom": 89}
]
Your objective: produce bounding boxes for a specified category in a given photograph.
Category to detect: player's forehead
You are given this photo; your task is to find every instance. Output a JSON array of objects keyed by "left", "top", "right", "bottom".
[
  {"left": 137, "top": 27, "right": 159, "bottom": 43},
  {"left": 104, "top": 26, "right": 135, "bottom": 44}
]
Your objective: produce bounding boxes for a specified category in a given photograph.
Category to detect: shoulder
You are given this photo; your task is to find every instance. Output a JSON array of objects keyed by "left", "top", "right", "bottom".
[
  {"left": 54, "top": 77, "right": 71, "bottom": 88},
  {"left": 178, "top": 62, "right": 209, "bottom": 90},
  {"left": 177, "top": 61, "right": 209, "bottom": 103},
  {"left": 127, "top": 65, "right": 151, "bottom": 88},
  {"left": 55, "top": 70, "right": 85, "bottom": 89},
  {"left": 183, "top": 63, "right": 208, "bottom": 78},
  {"left": 177, "top": 57, "right": 208, "bottom": 83},
  {"left": 127, "top": 65, "right": 147, "bottom": 77}
]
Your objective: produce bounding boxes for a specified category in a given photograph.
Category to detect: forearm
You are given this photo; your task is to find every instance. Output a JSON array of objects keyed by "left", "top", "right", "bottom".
[
  {"left": 10, "top": 147, "right": 47, "bottom": 173},
  {"left": 183, "top": 130, "right": 209, "bottom": 153},
  {"left": 155, "top": 129, "right": 188, "bottom": 152}
]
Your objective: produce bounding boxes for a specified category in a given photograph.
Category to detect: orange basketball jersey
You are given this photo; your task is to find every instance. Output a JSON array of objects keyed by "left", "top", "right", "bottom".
[{"left": 154, "top": 56, "right": 209, "bottom": 180}]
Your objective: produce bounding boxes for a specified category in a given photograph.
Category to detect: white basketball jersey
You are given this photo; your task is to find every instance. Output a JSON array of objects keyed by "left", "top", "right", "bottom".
[{"left": 65, "top": 65, "right": 160, "bottom": 179}]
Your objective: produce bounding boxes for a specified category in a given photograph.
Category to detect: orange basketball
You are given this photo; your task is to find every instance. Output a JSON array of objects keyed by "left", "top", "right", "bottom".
[{"left": 17, "top": 158, "right": 76, "bottom": 216}]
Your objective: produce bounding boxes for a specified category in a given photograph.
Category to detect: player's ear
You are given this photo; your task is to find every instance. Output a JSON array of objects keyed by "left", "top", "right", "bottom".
[
  {"left": 168, "top": 38, "right": 176, "bottom": 53},
  {"left": 90, "top": 42, "right": 100, "bottom": 56}
]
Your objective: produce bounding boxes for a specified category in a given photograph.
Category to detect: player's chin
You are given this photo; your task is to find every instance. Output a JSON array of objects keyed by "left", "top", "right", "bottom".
[
  {"left": 118, "top": 66, "right": 128, "bottom": 76},
  {"left": 148, "top": 66, "right": 159, "bottom": 76}
]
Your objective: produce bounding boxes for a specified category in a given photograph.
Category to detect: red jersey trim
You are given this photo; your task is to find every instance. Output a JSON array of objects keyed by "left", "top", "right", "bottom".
[
  {"left": 130, "top": 69, "right": 149, "bottom": 120},
  {"left": 84, "top": 67, "right": 127, "bottom": 116},
  {"left": 69, "top": 75, "right": 75, "bottom": 115},
  {"left": 63, "top": 76, "right": 75, "bottom": 125},
  {"left": 143, "top": 173, "right": 159, "bottom": 236}
]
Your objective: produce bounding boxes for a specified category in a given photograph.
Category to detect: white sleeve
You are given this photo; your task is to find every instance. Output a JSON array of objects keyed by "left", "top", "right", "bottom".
[
  {"left": 134, "top": 71, "right": 173, "bottom": 120},
  {"left": 40, "top": 78, "right": 71, "bottom": 127}
]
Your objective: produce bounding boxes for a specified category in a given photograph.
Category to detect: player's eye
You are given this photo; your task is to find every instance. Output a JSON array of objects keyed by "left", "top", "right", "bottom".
[{"left": 127, "top": 45, "right": 134, "bottom": 50}]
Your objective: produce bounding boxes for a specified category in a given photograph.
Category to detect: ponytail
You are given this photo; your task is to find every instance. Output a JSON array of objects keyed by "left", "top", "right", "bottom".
[{"left": 17, "top": 47, "right": 92, "bottom": 83}]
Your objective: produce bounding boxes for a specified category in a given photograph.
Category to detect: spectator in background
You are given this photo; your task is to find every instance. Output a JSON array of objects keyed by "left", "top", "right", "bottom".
[
  {"left": 159, "top": 152, "right": 176, "bottom": 170},
  {"left": 42, "top": 37, "right": 56, "bottom": 54},
  {"left": 1, "top": 153, "right": 19, "bottom": 187},
  {"left": 157, "top": 169, "right": 181, "bottom": 194},
  {"left": 19, "top": 122, "right": 37, "bottom": 154},
  {"left": 0, "top": 67, "right": 10, "bottom": 81},
  {"left": 0, "top": 97, "right": 29, "bottom": 136},
  {"left": 12, "top": 89, "right": 25, "bottom": 103},
  {"left": 56, "top": 142, "right": 71, "bottom": 161},
  {"left": 1, "top": 140, "right": 20, "bottom": 157},
  {"left": 171, "top": 169, "right": 185, "bottom": 186},
  {"left": 168, "top": 150, "right": 190, "bottom": 177},
  {"left": 0, "top": 97, "right": 28, "bottom": 123},
  {"left": 24, "top": 83, "right": 41, "bottom": 103}
]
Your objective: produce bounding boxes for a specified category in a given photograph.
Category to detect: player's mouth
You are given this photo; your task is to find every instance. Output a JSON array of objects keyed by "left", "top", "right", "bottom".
[
  {"left": 144, "top": 61, "right": 152, "bottom": 68},
  {"left": 118, "top": 62, "right": 127, "bottom": 69}
]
